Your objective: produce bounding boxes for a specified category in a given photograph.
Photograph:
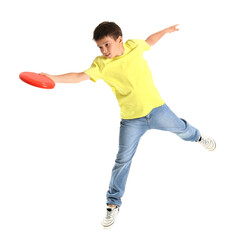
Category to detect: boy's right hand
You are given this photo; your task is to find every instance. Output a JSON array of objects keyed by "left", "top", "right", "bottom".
[
  {"left": 39, "top": 72, "right": 54, "bottom": 81},
  {"left": 40, "top": 72, "right": 50, "bottom": 77}
]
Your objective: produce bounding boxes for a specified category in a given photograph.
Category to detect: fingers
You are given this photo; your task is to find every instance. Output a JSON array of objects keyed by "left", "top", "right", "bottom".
[
  {"left": 39, "top": 72, "right": 48, "bottom": 76},
  {"left": 173, "top": 24, "right": 180, "bottom": 30},
  {"left": 168, "top": 24, "right": 179, "bottom": 33}
]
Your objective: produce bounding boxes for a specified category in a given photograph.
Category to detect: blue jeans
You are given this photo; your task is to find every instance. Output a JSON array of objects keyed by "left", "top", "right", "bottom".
[{"left": 106, "top": 104, "right": 200, "bottom": 207}]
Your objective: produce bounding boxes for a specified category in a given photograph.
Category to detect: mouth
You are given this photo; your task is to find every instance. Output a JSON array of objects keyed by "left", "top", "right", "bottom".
[{"left": 105, "top": 54, "right": 111, "bottom": 57}]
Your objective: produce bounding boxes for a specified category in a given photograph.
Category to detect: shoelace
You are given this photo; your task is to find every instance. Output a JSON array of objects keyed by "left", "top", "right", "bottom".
[
  {"left": 106, "top": 208, "right": 115, "bottom": 219},
  {"left": 200, "top": 137, "right": 209, "bottom": 147}
]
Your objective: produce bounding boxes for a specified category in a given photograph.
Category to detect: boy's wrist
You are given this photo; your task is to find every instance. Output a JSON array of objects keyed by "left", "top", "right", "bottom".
[{"left": 163, "top": 28, "right": 169, "bottom": 34}]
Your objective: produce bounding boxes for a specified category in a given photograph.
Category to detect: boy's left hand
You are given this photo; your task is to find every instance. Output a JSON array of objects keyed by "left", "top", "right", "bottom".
[{"left": 166, "top": 24, "right": 179, "bottom": 33}]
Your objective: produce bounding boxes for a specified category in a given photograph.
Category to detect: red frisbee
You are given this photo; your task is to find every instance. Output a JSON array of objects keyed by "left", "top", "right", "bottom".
[{"left": 19, "top": 72, "right": 55, "bottom": 89}]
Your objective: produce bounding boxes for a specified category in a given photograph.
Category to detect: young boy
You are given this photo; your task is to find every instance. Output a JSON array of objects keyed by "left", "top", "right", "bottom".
[{"left": 41, "top": 21, "right": 216, "bottom": 229}]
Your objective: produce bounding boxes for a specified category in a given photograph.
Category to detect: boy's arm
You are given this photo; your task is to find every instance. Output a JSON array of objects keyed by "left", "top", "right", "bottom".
[
  {"left": 145, "top": 24, "right": 179, "bottom": 47},
  {"left": 40, "top": 72, "right": 90, "bottom": 83}
]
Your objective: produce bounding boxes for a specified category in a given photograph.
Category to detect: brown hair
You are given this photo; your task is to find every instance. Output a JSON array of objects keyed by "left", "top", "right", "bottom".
[{"left": 93, "top": 21, "right": 123, "bottom": 41}]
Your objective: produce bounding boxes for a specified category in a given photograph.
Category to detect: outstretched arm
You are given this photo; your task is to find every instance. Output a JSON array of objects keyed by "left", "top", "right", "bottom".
[
  {"left": 145, "top": 24, "right": 179, "bottom": 47},
  {"left": 40, "top": 72, "right": 90, "bottom": 83}
]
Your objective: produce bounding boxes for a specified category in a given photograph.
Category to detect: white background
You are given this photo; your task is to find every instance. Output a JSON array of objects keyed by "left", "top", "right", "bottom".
[{"left": 1, "top": 0, "right": 239, "bottom": 239}]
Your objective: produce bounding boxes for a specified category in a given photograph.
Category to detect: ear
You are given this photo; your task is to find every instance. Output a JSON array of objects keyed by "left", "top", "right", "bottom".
[{"left": 117, "top": 36, "right": 123, "bottom": 44}]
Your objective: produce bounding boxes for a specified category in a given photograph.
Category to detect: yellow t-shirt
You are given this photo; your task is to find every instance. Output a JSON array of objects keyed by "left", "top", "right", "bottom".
[{"left": 84, "top": 39, "right": 164, "bottom": 119}]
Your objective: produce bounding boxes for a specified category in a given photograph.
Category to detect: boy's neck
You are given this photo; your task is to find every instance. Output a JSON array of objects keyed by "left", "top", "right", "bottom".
[{"left": 116, "top": 44, "right": 125, "bottom": 57}]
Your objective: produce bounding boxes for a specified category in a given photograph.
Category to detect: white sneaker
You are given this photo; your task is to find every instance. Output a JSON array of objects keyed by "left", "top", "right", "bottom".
[
  {"left": 101, "top": 206, "right": 119, "bottom": 229},
  {"left": 198, "top": 134, "right": 216, "bottom": 151}
]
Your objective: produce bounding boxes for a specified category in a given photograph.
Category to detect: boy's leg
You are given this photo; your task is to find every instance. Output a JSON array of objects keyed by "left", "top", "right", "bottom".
[
  {"left": 106, "top": 118, "right": 148, "bottom": 208},
  {"left": 149, "top": 104, "right": 200, "bottom": 141}
]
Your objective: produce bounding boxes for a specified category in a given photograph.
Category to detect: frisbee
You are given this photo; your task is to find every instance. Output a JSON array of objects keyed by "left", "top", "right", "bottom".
[{"left": 19, "top": 72, "right": 55, "bottom": 89}]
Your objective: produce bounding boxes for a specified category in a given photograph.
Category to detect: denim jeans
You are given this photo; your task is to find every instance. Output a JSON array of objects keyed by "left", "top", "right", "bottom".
[{"left": 106, "top": 104, "right": 200, "bottom": 207}]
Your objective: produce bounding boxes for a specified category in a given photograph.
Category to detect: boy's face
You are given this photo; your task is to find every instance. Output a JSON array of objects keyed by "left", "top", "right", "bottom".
[{"left": 96, "top": 35, "right": 124, "bottom": 59}]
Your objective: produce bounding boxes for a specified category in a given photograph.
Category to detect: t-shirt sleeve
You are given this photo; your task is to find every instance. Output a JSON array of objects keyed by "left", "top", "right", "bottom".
[
  {"left": 84, "top": 57, "right": 101, "bottom": 82},
  {"left": 139, "top": 39, "right": 151, "bottom": 51},
  {"left": 128, "top": 39, "right": 151, "bottom": 52}
]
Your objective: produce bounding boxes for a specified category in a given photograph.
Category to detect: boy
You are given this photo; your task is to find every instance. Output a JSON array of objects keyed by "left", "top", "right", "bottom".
[{"left": 41, "top": 21, "right": 216, "bottom": 229}]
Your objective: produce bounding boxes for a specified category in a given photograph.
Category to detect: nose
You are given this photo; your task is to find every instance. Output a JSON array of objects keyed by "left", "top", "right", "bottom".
[{"left": 102, "top": 49, "right": 108, "bottom": 54}]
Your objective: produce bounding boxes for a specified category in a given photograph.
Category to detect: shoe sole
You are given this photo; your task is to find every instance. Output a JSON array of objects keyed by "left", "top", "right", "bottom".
[{"left": 102, "top": 222, "right": 115, "bottom": 229}]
